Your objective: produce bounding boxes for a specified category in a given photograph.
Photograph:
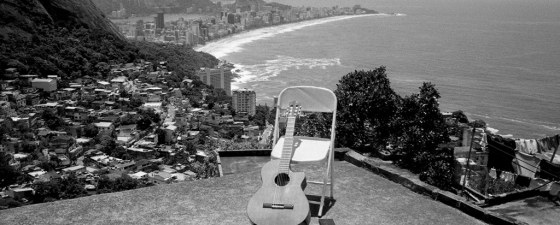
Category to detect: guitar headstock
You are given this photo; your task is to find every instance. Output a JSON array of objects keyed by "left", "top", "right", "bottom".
[{"left": 285, "top": 101, "right": 301, "bottom": 118}]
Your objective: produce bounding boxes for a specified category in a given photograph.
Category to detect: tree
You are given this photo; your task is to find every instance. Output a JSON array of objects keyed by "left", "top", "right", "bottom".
[
  {"left": 58, "top": 173, "right": 87, "bottom": 199},
  {"left": 252, "top": 105, "right": 270, "bottom": 129},
  {"left": 0, "top": 153, "right": 20, "bottom": 189},
  {"left": 83, "top": 124, "right": 99, "bottom": 138},
  {"left": 295, "top": 113, "right": 333, "bottom": 139},
  {"left": 32, "top": 180, "right": 61, "bottom": 203},
  {"left": 42, "top": 110, "right": 65, "bottom": 130},
  {"left": 156, "top": 128, "right": 166, "bottom": 145},
  {"left": 99, "top": 135, "right": 117, "bottom": 156},
  {"left": 185, "top": 141, "right": 197, "bottom": 155},
  {"left": 334, "top": 67, "right": 400, "bottom": 151},
  {"left": 95, "top": 175, "right": 113, "bottom": 194},
  {"left": 393, "top": 83, "right": 453, "bottom": 189},
  {"left": 136, "top": 116, "right": 152, "bottom": 131},
  {"left": 112, "top": 174, "right": 140, "bottom": 191}
]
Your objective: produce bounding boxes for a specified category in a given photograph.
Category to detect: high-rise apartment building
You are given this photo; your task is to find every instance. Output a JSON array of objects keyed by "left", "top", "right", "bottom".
[
  {"left": 196, "top": 67, "right": 232, "bottom": 96},
  {"left": 155, "top": 12, "right": 165, "bottom": 29},
  {"left": 232, "top": 88, "right": 256, "bottom": 116}
]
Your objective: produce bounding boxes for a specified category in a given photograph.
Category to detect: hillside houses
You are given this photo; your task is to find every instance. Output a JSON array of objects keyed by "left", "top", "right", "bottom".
[{"left": 0, "top": 60, "right": 267, "bottom": 208}]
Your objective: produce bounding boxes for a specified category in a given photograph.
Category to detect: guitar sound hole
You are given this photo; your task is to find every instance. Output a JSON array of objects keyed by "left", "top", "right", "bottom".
[{"left": 274, "top": 173, "right": 290, "bottom": 186}]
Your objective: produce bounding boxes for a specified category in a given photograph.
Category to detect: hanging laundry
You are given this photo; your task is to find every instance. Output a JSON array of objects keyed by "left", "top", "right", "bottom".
[
  {"left": 489, "top": 168, "right": 497, "bottom": 179},
  {"left": 479, "top": 132, "right": 488, "bottom": 150},
  {"left": 487, "top": 135, "right": 516, "bottom": 173},
  {"left": 513, "top": 152, "right": 541, "bottom": 178},
  {"left": 536, "top": 152, "right": 560, "bottom": 165},
  {"left": 537, "top": 134, "right": 560, "bottom": 153},
  {"left": 515, "top": 139, "right": 539, "bottom": 155},
  {"left": 529, "top": 178, "right": 550, "bottom": 191}
]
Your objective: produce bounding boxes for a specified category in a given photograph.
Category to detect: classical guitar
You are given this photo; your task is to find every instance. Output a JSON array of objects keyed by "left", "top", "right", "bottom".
[{"left": 247, "top": 102, "right": 310, "bottom": 225}]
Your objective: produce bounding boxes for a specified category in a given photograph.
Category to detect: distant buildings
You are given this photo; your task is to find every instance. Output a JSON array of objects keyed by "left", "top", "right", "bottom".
[
  {"left": 232, "top": 88, "right": 256, "bottom": 116},
  {"left": 31, "top": 78, "right": 57, "bottom": 92},
  {"left": 196, "top": 67, "right": 232, "bottom": 96},
  {"left": 155, "top": 12, "right": 165, "bottom": 30}
]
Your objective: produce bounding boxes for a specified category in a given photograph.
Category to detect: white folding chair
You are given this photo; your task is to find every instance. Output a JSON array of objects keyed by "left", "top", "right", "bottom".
[{"left": 270, "top": 86, "right": 337, "bottom": 217}]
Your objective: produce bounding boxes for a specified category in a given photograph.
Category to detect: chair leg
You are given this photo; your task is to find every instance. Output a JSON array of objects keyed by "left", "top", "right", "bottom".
[
  {"left": 329, "top": 156, "right": 334, "bottom": 199},
  {"left": 318, "top": 159, "right": 331, "bottom": 217},
  {"left": 318, "top": 169, "right": 328, "bottom": 217}
]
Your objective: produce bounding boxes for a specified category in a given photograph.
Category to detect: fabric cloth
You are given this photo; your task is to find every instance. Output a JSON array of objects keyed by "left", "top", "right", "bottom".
[
  {"left": 536, "top": 152, "right": 560, "bottom": 165},
  {"left": 487, "top": 135, "right": 516, "bottom": 172},
  {"left": 537, "top": 134, "right": 560, "bottom": 153},
  {"left": 537, "top": 135, "right": 560, "bottom": 165},
  {"left": 539, "top": 160, "right": 560, "bottom": 181},
  {"left": 529, "top": 178, "right": 550, "bottom": 191},
  {"left": 515, "top": 139, "right": 539, "bottom": 155},
  {"left": 513, "top": 152, "right": 541, "bottom": 178}
]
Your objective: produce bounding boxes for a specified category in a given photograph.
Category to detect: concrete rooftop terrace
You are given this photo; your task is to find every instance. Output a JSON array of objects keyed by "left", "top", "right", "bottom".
[{"left": 0, "top": 161, "right": 485, "bottom": 225}]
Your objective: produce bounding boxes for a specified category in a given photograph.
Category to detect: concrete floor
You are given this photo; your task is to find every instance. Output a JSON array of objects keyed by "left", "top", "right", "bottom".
[
  {"left": 486, "top": 195, "right": 560, "bottom": 225},
  {"left": 0, "top": 161, "right": 486, "bottom": 225}
]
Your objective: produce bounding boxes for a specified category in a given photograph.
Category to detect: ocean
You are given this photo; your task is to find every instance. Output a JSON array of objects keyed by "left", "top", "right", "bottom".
[{"left": 196, "top": 0, "right": 560, "bottom": 138}]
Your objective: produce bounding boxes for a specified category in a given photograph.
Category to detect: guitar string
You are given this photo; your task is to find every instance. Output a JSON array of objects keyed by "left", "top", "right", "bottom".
[
  {"left": 276, "top": 106, "right": 295, "bottom": 207},
  {"left": 272, "top": 104, "right": 298, "bottom": 208}
]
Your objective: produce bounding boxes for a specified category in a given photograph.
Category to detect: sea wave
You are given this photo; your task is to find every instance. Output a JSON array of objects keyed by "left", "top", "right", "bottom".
[
  {"left": 195, "top": 14, "right": 387, "bottom": 58},
  {"left": 231, "top": 55, "right": 341, "bottom": 89}
]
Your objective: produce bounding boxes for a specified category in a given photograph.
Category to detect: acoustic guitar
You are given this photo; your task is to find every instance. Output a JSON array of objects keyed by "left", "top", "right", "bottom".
[{"left": 247, "top": 102, "right": 310, "bottom": 225}]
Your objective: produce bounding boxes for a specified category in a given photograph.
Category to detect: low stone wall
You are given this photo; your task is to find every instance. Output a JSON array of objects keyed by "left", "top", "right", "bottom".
[{"left": 344, "top": 150, "right": 528, "bottom": 225}]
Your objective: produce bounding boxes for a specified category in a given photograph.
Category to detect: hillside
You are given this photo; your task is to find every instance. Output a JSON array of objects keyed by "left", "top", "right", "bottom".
[
  {"left": 0, "top": 0, "right": 122, "bottom": 40},
  {"left": 0, "top": 0, "right": 218, "bottom": 81}
]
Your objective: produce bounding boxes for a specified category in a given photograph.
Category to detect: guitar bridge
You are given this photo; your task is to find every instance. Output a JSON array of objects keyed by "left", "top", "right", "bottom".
[{"left": 263, "top": 203, "right": 294, "bottom": 209}]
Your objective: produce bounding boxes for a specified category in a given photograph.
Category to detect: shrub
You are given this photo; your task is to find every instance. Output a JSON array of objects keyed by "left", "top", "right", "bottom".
[
  {"left": 334, "top": 67, "right": 400, "bottom": 152},
  {"left": 393, "top": 83, "right": 450, "bottom": 172},
  {"left": 418, "top": 148, "right": 458, "bottom": 191},
  {"left": 468, "top": 173, "right": 522, "bottom": 195}
]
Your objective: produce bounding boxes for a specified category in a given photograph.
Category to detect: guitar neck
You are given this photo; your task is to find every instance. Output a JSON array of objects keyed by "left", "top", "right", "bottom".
[{"left": 279, "top": 116, "right": 296, "bottom": 173}]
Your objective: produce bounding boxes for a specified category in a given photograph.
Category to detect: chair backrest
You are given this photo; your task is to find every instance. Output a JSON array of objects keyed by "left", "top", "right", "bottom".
[
  {"left": 276, "top": 86, "right": 337, "bottom": 113},
  {"left": 272, "top": 86, "right": 337, "bottom": 148}
]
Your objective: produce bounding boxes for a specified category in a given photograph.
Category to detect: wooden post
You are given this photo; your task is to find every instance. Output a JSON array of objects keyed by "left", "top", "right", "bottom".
[{"left": 550, "top": 147, "right": 559, "bottom": 163}]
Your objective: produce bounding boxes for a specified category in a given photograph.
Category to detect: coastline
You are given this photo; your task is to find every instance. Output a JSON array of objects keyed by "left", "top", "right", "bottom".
[
  {"left": 194, "top": 13, "right": 389, "bottom": 58},
  {"left": 195, "top": 13, "right": 392, "bottom": 90}
]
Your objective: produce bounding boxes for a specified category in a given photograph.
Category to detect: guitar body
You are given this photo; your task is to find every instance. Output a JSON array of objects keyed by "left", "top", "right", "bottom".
[{"left": 247, "top": 159, "right": 310, "bottom": 225}]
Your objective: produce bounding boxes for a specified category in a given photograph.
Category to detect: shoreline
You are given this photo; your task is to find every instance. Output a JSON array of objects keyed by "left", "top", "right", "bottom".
[
  {"left": 195, "top": 13, "right": 393, "bottom": 90},
  {"left": 194, "top": 13, "right": 389, "bottom": 57}
]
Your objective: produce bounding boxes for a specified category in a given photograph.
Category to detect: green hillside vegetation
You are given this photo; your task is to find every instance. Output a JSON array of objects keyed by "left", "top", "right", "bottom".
[
  {"left": 0, "top": 25, "right": 217, "bottom": 81},
  {"left": 0, "top": 0, "right": 218, "bottom": 81}
]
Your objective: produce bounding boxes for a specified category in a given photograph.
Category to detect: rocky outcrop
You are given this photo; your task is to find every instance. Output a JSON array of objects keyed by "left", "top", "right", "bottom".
[{"left": 0, "top": 0, "right": 122, "bottom": 40}]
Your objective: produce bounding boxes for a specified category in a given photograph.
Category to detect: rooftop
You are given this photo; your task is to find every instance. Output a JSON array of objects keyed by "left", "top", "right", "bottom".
[
  {"left": 31, "top": 78, "right": 54, "bottom": 82},
  {"left": 0, "top": 161, "right": 484, "bottom": 225},
  {"left": 486, "top": 195, "right": 560, "bottom": 225}
]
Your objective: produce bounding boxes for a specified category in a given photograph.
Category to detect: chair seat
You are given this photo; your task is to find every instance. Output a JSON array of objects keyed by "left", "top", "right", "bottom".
[{"left": 271, "top": 136, "right": 331, "bottom": 162}]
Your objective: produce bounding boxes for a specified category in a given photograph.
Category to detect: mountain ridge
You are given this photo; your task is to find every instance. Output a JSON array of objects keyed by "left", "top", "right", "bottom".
[{"left": 0, "top": 0, "right": 122, "bottom": 41}]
